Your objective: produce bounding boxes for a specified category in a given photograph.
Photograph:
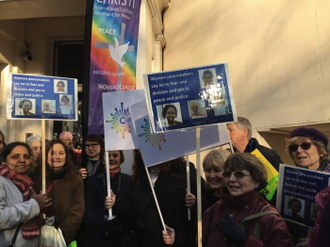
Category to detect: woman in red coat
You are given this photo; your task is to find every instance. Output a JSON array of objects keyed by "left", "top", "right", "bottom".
[{"left": 202, "top": 153, "right": 293, "bottom": 247}]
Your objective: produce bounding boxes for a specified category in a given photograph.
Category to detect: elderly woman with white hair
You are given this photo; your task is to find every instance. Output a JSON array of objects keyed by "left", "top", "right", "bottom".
[{"left": 26, "top": 135, "right": 42, "bottom": 169}]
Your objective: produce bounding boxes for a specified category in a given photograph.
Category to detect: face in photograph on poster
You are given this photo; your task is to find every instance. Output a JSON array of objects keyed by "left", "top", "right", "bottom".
[
  {"left": 15, "top": 98, "right": 36, "bottom": 116},
  {"left": 283, "top": 196, "right": 305, "bottom": 221},
  {"left": 60, "top": 95, "right": 73, "bottom": 115},
  {"left": 144, "top": 63, "right": 236, "bottom": 132},
  {"left": 198, "top": 69, "right": 229, "bottom": 117},
  {"left": 156, "top": 103, "right": 183, "bottom": 129},
  {"left": 42, "top": 100, "right": 56, "bottom": 114},
  {"left": 188, "top": 99, "right": 207, "bottom": 119},
  {"left": 54, "top": 80, "right": 67, "bottom": 93},
  {"left": 199, "top": 68, "right": 216, "bottom": 88}
]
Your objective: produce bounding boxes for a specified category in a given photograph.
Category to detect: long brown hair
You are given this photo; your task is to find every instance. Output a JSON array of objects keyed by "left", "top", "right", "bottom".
[{"left": 33, "top": 139, "right": 79, "bottom": 184}]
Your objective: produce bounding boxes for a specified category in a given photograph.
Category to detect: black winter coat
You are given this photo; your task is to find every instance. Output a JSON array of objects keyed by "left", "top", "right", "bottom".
[
  {"left": 84, "top": 172, "right": 134, "bottom": 247},
  {"left": 130, "top": 162, "right": 198, "bottom": 247}
]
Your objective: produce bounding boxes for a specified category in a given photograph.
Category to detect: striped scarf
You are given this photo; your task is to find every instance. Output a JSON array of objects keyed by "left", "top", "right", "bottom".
[{"left": 0, "top": 164, "right": 42, "bottom": 239}]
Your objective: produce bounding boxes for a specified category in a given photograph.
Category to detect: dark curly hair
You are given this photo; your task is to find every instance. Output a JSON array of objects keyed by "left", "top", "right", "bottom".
[
  {"left": 61, "top": 95, "right": 70, "bottom": 103},
  {"left": 161, "top": 104, "right": 177, "bottom": 119},
  {"left": 19, "top": 99, "right": 33, "bottom": 109}
]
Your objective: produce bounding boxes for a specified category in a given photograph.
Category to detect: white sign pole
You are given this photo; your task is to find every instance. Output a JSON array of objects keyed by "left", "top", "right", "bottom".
[
  {"left": 145, "top": 166, "right": 167, "bottom": 232},
  {"left": 196, "top": 126, "right": 202, "bottom": 247},
  {"left": 186, "top": 156, "right": 191, "bottom": 221},
  {"left": 42, "top": 120, "right": 46, "bottom": 193},
  {"left": 105, "top": 151, "right": 114, "bottom": 220}
]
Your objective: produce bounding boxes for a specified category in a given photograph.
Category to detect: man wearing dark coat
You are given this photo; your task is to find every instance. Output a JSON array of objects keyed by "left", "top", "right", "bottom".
[{"left": 226, "top": 116, "right": 282, "bottom": 205}]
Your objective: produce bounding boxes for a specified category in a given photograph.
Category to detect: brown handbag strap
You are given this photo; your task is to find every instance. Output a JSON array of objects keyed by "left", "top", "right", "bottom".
[{"left": 242, "top": 205, "right": 279, "bottom": 222}]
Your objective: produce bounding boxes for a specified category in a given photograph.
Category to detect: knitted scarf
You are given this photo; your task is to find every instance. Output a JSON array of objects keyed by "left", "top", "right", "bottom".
[
  {"left": 110, "top": 167, "right": 121, "bottom": 178},
  {"left": 0, "top": 164, "right": 42, "bottom": 239}
]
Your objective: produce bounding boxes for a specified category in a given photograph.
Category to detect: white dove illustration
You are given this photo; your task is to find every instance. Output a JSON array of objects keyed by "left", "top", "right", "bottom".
[{"left": 109, "top": 37, "right": 130, "bottom": 68}]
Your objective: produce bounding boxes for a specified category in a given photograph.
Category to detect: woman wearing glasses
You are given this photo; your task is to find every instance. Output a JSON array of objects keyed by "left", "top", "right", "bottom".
[
  {"left": 80, "top": 135, "right": 105, "bottom": 179},
  {"left": 286, "top": 127, "right": 329, "bottom": 172},
  {"left": 286, "top": 127, "right": 330, "bottom": 247},
  {"left": 202, "top": 153, "right": 293, "bottom": 247}
]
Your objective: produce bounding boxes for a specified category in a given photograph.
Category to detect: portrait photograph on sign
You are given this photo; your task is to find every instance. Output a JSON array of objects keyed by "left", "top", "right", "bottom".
[
  {"left": 54, "top": 79, "right": 67, "bottom": 93},
  {"left": 143, "top": 63, "right": 237, "bottom": 132}
]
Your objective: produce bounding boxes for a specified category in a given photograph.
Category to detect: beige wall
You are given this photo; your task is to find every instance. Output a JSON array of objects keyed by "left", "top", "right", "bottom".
[{"left": 163, "top": 0, "right": 330, "bottom": 132}]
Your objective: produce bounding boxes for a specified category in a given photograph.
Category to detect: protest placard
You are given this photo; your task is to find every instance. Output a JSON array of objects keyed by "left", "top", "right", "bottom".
[
  {"left": 143, "top": 63, "right": 237, "bottom": 132},
  {"left": 251, "top": 149, "right": 279, "bottom": 201},
  {"left": 7, "top": 73, "right": 77, "bottom": 120},
  {"left": 277, "top": 164, "right": 330, "bottom": 227},
  {"left": 102, "top": 89, "right": 146, "bottom": 151}
]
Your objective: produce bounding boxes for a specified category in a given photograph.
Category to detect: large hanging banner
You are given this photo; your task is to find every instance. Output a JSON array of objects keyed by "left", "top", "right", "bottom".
[
  {"left": 7, "top": 73, "right": 78, "bottom": 120},
  {"left": 130, "top": 100, "right": 230, "bottom": 167},
  {"left": 102, "top": 89, "right": 146, "bottom": 151},
  {"left": 86, "top": 0, "right": 142, "bottom": 135},
  {"left": 277, "top": 164, "right": 330, "bottom": 227},
  {"left": 143, "top": 63, "right": 237, "bottom": 132}
]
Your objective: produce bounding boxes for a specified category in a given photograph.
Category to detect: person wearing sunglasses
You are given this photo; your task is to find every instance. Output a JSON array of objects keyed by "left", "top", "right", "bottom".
[
  {"left": 286, "top": 127, "right": 329, "bottom": 171},
  {"left": 79, "top": 135, "right": 105, "bottom": 180},
  {"left": 285, "top": 127, "right": 330, "bottom": 247},
  {"left": 202, "top": 153, "right": 293, "bottom": 247}
]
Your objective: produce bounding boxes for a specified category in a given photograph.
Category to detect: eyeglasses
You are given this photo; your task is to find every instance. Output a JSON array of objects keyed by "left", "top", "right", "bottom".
[
  {"left": 288, "top": 142, "right": 312, "bottom": 152},
  {"left": 222, "top": 171, "right": 251, "bottom": 179},
  {"left": 85, "top": 143, "right": 99, "bottom": 149}
]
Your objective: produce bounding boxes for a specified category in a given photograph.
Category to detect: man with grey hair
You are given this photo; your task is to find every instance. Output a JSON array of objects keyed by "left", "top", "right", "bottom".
[
  {"left": 227, "top": 117, "right": 282, "bottom": 205},
  {"left": 226, "top": 116, "right": 282, "bottom": 171}
]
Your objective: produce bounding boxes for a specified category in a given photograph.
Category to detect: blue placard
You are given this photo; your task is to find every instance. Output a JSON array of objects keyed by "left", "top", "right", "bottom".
[
  {"left": 143, "top": 63, "right": 237, "bottom": 132},
  {"left": 277, "top": 165, "right": 330, "bottom": 227},
  {"left": 8, "top": 73, "right": 78, "bottom": 120}
]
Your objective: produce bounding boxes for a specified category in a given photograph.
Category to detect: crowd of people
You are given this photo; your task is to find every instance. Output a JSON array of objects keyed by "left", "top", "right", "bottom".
[{"left": 1, "top": 116, "right": 330, "bottom": 246}]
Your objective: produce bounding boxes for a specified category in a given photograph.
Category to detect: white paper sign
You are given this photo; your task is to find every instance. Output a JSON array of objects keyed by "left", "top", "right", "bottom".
[
  {"left": 102, "top": 90, "right": 146, "bottom": 151},
  {"left": 130, "top": 100, "right": 230, "bottom": 167}
]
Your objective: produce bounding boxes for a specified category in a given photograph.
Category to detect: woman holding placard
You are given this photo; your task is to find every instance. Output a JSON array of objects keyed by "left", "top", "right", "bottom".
[
  {"left": 33, "top": 139, "right": 84, "bottom": 245},
  {"left": 202, "top": 153, "right": 292, "bottom": 247},
  {"left": 0, "top": 142, "right": 51, "bottom": 246},
  {"left": 286, "top": 127, "right": 329, "bottom": 172},
  {"left": 84, "top": 150, "right": 135, "bottom": 247},
  {"left": 185, "top": 149, "right": 231, "bottom": 216},
  {"left": 130, "top": 150, "right": 195, "bottom": 247},
  {"left": 286, "top": 127, "right": 330, "bottom": 246}
]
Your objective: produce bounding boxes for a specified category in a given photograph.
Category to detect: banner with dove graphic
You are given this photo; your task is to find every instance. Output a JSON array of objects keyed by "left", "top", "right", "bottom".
[{"left": 85, "top": 0, "right": 142, "bottom": 135}]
